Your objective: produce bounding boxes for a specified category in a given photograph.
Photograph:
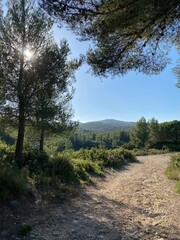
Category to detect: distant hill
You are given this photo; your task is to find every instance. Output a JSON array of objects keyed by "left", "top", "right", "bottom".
[{"left": 79, "top": 119, "right": 136, "bottom": 132}]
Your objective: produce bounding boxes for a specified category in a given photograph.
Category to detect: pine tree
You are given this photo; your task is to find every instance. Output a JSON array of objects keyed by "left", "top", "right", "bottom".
[
  {"left": 41, "top": 0, "right": 179, "bottom": 76},
  {"left": 130, "top": 117, "right": 149, "bottom": 148},
  {"left": 30, "top": 40, "right": 81, "bottom": 151},
  {"left": 149, "top": 118, "right": 160, "bottom": 146},
  {"left": 0, "top": 0, "right": 81, "bottom": 165}
]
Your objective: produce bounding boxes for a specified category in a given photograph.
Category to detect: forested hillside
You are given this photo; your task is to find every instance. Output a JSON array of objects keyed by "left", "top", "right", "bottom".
[{"left": 79, "top": 119, "right": 136, "bottom": 132}]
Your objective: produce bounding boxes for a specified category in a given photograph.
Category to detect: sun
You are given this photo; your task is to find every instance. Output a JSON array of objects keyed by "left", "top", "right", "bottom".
[{"left": 24, "top": 48, "right": 34, "bottom": 60}]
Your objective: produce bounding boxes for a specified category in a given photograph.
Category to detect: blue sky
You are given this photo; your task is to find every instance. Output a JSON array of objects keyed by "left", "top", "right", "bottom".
[{"left": 54, "top": 27, "right": 180, "bottom": 123}]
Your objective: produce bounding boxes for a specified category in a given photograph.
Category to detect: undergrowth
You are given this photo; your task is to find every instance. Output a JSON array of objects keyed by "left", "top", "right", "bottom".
[
  {"left": 0, "top": 142, "right": 28, "bottom": 201},
  {"left": 130, "top": 148, "right": 170, "bottom": 156},
  {"left": 165, "top": 153, "right": 180, "bottom": 194},
  {"left": 0, "top": 142, "right": 137, "bottom": 201}
]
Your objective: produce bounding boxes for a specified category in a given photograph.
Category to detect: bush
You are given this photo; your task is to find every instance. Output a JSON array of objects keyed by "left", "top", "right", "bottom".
[
  {"left": 0, "top": 141, "right": 138, "bottom": 201},
  {"left": 165, "top": 165, "right": 180, "bottom": 181},
  {"left": 0, "top": 142, "right": 29, "bottom": 201},
  {"left": 74, "top": 164, "right": 90, "bottom": 182},
  {"left": 72, "top": 148, "right": 136, "bottom": 169},
  {"left": 171, "top": 154, "right": 180, "bottom": 169},
  {"left": 52, "top": 154, "right": 103, "bottom": 183},
  {"left": 166, "top": 154, "right": 180, "bottom": 180},
  {"left": 165, "top": 154, "right": 180, "bottom": 194},
  {"left": 102, "top": 149, "right": 137, "bottom": 168},
  {"left": 23, "top": 149, "right": 51, "bottom": 175},
  {"left": 55, "top": 148, "right": 136, "bottom": 183},
  {"left": 129, "top": 148, "right": 170, "bottom": 156},
  {"left": 0, "top": 141, "right": 14, "bottom": 161},
  {"left": 0, "top": 163, "right": 28, "bottom": 201},
  {"left": 121, "top": 142, "right": 136, "bottom": 150},
  {"left": 51, "top": 155, "right": 76, "bottom": 183},
  {"left": 120, "top": 149, "right": 137, "bottom": 162},
  {"left": 130, "top": 148, "right": 147, "bottom": 156},
  {"left": 73, "top": 148, "right": 108, "bottom": 162},
  {"left": 73, "top": 158, "right": 104, "bottom": 176},
  {"left": 148, "top": 148, "right": 169, "bottom": 155}
]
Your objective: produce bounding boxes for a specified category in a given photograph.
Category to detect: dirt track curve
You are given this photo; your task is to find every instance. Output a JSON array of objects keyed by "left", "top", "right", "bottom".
[
  {"left": 4, "top": 154, "right": 180, "bottom": 240},
  {"left": 23, "top": 154, "right": 180, "bottom": 240}
]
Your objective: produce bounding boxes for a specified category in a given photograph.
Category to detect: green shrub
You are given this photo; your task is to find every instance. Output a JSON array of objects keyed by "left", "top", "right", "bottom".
[
  {"left": 119, "top": 149, "right": 137, "bottom": 162},
  {"left": 121, "top": 142, "right": 136, "bottom": 150},
  {"left": 23, "top": 149, "right": 51, "bottom": 175},
  {"left": 147, "top": 148, "right": 169, "bottom": 155},
  {"left": 102, "top": 149, "right": 136, "bottom": 168},
  {"left": 52, "top": 154, "right": 104, "bottom": 183},
  {"left": 65, "top": 148, "right": 137, "bottom": 181},
  {"left": 129, "top": 148, "right": 170, "bottom": 156},
  {"left": 0, "top": 142, "right": 137, "bottom": 199},
  {"left": 0, "top": 141, "right": 14, "bottom": 162},
  {"left": 74, "top": 164, "right": 90, "bottom": 182},
  {"left": 0, "top": 164, "right": 28, "bottom": 201},
  {"left": 73, "top": 148, "right": 108, "bottom": 162},
  {"left": 165, "top": 165, "right": 180, "bottom": 181},
  {"left": 0, "top": 142, "right": 29, "bottom": 200},
  {"left": 165, "top": 154, "right": 180, "bottom": 194},
  {"left": 129, "top": 148, "right": 147, "bottom": 156},
  {"left": 51, "top": 155, "right": 76, "bottom": 182},
  {"left": 73, "top": 158, "right": 104, "bottom": 176},
  {"left": 171, "top": 154, "right": 180, "bottom": 169},
  {"left": 72, "top": 148, "right": 136, "bottom": 169}
]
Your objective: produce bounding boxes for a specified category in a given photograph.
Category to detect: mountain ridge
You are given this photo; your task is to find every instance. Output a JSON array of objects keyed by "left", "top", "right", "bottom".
[{"left": 79, "top": 119, "right": 136, "bottom": 132}]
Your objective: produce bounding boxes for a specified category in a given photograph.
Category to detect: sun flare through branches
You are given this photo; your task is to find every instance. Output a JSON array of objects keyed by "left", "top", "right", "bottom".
[{"left": 23, "top": 47, "right": 34, "bottom": 60}]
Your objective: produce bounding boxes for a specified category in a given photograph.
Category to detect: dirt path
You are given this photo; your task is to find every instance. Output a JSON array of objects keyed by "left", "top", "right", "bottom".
[{"left": 23, "top": 154, "right": 180, "bottom": 239}]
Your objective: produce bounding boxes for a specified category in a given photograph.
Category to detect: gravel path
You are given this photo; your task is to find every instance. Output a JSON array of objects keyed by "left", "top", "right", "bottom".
[{"left": 25, "top": 154, "right": 180, "bottom": 239}]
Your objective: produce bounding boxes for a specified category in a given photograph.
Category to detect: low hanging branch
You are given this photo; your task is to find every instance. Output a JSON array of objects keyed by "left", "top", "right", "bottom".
[{"left": 41, "top": 0, "right": 180, "bottom": 76}]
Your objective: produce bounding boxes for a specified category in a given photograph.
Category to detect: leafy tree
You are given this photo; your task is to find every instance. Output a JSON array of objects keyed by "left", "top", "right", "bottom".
[
  {"left": 41, "top": 0, "right": 179, "bottom": 76},
  {"left": 0, "top": 0, "right": 80, "bottom": 165},
  {"left": 149, "top": 118, "right": 160, "bottom": 145},
  {"left": 34, "top": 94, "right": 75, "bottom": 152},
  {"left": 159, "top": 121, "right": 180, "bottom": 142},
  {"left": 130, "top": 117, "right": 149, "bottom": 148},
  {"left": 31, "top": 41, "right": 81, "bottom": 151},
  {"left": 0, "top": 0, "right": 54, "bottom": 166}
]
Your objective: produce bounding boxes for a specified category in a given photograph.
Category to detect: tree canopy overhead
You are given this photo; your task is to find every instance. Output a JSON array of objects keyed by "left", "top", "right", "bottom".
[{"left": 41, "top": 0, "right": 180, "bottom": 76}]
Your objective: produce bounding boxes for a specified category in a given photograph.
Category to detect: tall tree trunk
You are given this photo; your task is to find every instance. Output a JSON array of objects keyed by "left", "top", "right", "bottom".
[
  {"left": 15, "top": 0, "right": 26, "bottom": 167},
  {"left": 39, "top": 127, "right": 44, "bottom": 152},
  {"left": 15, "top": 105, "right": 25, "bottom": 167}
]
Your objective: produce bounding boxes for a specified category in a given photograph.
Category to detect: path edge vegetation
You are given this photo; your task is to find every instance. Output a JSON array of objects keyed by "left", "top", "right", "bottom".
[
  {"left": 0, "top": 142, "right": 137, "bottom": 202},
  {"left": 165, "top": 153, "right": 180, "bottom": 194}
]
